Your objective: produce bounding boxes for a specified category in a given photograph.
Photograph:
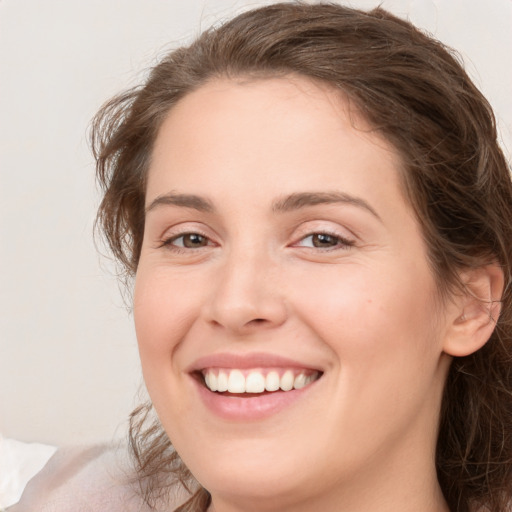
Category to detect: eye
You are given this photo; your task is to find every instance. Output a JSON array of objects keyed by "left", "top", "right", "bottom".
[
  {"left": 163, "top": 232, "right": 212, "bottom": 249},
  {"left": 296, "top": 232, "right": 354, "bottom": 250}
]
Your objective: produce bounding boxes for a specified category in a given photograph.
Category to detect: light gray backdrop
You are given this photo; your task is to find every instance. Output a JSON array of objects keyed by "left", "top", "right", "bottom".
[{"left": 1, "top": 0, "right": 511, "bottom": 446}]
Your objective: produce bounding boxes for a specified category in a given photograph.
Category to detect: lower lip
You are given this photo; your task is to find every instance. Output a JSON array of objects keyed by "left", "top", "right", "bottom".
[{"left": 192, "top": 376, "right": 319, "bottom": 421}]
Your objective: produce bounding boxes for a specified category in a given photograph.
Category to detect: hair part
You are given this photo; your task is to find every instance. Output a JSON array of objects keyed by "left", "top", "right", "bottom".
[{"left": 91, "top": 3, "right": 512, "bottom": 511}]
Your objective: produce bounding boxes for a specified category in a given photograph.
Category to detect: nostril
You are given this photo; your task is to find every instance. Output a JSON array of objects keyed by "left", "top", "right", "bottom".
[{"left": 242, "top": 318, "right": 269, "bottom": 328}]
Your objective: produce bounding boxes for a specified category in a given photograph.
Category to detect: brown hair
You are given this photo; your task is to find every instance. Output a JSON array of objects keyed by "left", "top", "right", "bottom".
[{"left": 91, "top": 3, "right": 512, "bottom": 511}]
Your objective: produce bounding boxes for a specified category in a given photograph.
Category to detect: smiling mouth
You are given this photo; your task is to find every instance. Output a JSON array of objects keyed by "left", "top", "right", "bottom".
[{"left": 200, "top": 368, "right": 322, "bottom": 394}]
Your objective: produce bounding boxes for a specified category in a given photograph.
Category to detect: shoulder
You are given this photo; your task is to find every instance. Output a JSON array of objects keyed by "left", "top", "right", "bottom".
[{"left": 7, "top": 443, "right": 187, "bottom": 512}]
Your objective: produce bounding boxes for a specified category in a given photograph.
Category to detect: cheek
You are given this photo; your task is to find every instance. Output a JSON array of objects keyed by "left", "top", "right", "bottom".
[
  {"left": 133, "top": 267, "right": 203, "bottom": 362},
  {"left": 133, "top": 267, "right": 207, "bottom": 422},
  {"left": 290, "top": 259, "right": 441, "bottom": 366},
  {"left": 292, "top": 264, "right": 444, "bottom": 437}
]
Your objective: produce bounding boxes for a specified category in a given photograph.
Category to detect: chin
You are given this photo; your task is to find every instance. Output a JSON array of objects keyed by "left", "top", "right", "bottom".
[{"left": 196, "top": 461, "right": 314, "bottom": 509}]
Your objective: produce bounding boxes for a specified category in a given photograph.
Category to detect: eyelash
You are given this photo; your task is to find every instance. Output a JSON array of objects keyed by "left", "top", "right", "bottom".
[
  {"left": 159, "top": 231, "right": 213, "bottom": 253},
  {"left": 293, "top": 231, "right": 355, "bottom": 251},
  {"left": 159, "top": 230, "right": 355, "bottom": 253}
]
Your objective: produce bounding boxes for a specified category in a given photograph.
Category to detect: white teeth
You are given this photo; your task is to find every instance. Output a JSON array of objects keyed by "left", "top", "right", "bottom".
[
  {"left": 217, "top": 371, "right": 228, "bottom": 392},
  {"left": 202, "top": 368, "right": 320, "bottom": 394},
  {"left": 293, "top": 373, "right": 307, "bottom": 390},
  {"left": 245, "top": 371, "right": 266, "bottom": 393},
  {"left": 227, "top": 369, "right": 245, "bottom": 393},
  {"left": 208, "top": 372, "right": 218, "bottom": 392},
  {"left": 280, "top": 370, "right": 294, "bottom": 391},
  {"left": 265, "top": 371, "right": 280, "bottom": 392}
]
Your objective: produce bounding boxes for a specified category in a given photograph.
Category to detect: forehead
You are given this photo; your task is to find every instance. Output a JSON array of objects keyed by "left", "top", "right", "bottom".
[
  {"left": 155, "top": 75, "right": 385, "bottom": 152},
  {"left": 147, "top": 76, "right": 405, "bottom": 211}
]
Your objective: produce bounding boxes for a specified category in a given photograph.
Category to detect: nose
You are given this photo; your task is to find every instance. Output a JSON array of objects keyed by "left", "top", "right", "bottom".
[{"left": 203, "top": 249, "right": 288, "bottom": 334}]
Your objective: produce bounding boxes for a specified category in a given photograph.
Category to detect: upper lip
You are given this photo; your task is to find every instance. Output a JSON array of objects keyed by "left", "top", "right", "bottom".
[{"left": 187, "top": 352, "right": 323, "bottom": 373}]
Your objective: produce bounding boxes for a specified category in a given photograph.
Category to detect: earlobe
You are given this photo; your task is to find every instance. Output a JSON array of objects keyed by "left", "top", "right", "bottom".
[{"left": 443, "top": 263, "right": 504, "bottom": 357}]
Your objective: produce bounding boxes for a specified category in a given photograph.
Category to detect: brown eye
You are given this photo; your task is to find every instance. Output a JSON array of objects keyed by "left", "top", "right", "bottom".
[
  {"left": 180, "top": 233, "right": 209, "bottom": 248},
  {"left": 295, "top": 232, "right": 354, "bottom": 250},
  {"left": 166, "top": 233, "right": 210, "bottom": 249},
  {"left": 311, "top": 233, "right": 339, "bottom": 248}
]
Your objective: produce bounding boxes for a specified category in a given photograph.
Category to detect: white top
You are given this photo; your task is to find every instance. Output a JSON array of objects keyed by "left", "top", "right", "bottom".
[
  {"left": 7, "top": 444, "right": 190, "bottom": 512},
  {"left": 0, "top": 435, "right": 57, "bottom": 509}
]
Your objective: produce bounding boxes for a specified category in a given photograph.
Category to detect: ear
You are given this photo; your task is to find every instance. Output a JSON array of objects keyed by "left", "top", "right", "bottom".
[{"left": 443, "top": 263, "right": 504, "bottom": 357}]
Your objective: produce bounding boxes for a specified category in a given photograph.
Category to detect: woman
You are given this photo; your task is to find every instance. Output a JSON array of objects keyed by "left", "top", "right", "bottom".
[{"left": 11, "top": 2, "right": 512, "bottom": 512}]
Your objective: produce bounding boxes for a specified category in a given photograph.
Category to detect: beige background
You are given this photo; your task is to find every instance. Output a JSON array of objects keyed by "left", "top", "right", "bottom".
[{"left": 1, "top": 0, "right": 511, "bottom": 446}]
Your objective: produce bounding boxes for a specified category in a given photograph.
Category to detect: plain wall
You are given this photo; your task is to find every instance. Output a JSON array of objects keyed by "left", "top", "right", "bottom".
[{"left": 1, "top": 0, "right": 511, "bottom": 447}]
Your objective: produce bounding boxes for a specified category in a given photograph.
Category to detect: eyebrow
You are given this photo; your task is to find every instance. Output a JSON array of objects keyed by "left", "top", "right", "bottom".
[
  {"left": 272, "top": 191, "right": 381, "bottom": 221},
  {"left": 145, "top": 190, "right": 380, "bottom": 221},
  {"left": 145, "top": 192, "right": 214, "bottom": 214}
]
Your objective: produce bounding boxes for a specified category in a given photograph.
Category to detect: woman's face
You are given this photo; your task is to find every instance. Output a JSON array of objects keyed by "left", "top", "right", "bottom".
[{"left": 134, "top": 77, "right": 452, "bottom": 509}]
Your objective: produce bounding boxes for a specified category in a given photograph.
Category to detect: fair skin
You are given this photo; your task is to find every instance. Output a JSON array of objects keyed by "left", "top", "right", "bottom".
[{"left": 133, "top": 76, "right": 493, "bottom": 512}]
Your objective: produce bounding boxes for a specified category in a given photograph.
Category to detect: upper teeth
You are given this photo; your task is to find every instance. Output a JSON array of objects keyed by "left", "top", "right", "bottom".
[{"left": 202, "top": 369, "right": 319, "bottom": 393}]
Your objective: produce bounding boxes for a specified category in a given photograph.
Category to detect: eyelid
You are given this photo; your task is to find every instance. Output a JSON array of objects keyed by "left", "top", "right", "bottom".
[
  {"left": 157, "top": 222, "right": 218, "bottom": 249},
  {"left": 292, "top": 232, "right": 355, "bottom": 251},
  {"left": 290, "top": 221, "right": 357, "bottom": 247},
  {"left": 162, "top": 232, "right": 213, "bottom": 248}
]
